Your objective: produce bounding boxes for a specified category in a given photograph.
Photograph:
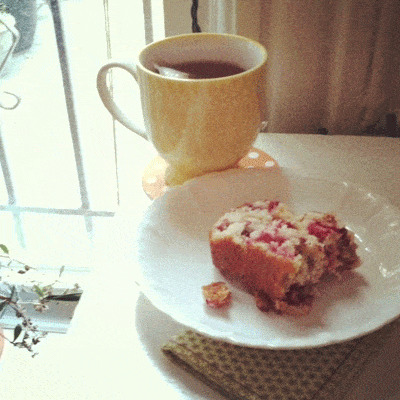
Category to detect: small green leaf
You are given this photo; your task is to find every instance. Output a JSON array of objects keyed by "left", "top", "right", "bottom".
[
  {"left": 0, "top": 244, "right": 9, "bottom": 254},
  {"left": 13, "top": 325, "right": 22, "bottom": 342},
  {"left": 33, "top": 285, "right": 45, "bottom": 297}
]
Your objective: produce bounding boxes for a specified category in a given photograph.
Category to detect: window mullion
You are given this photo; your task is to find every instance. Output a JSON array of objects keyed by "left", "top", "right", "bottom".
[{"left": 49, "top": 0, "right": 90, "bottom": 212}]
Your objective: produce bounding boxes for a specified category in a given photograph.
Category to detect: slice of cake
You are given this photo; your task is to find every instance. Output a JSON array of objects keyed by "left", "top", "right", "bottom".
[{"left": 209, "top": 200, "right": 360, "bottom": 316}]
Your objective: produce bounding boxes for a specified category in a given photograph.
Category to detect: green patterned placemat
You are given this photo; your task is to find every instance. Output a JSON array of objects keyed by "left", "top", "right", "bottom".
[{"left": 162, "top": 320, "right": 398, "bottom": 400}]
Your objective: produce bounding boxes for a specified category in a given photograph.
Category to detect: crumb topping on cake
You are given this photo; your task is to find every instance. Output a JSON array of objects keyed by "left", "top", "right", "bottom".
[{"left": 209, "top": 200, "right": 360, "bottom": 315}]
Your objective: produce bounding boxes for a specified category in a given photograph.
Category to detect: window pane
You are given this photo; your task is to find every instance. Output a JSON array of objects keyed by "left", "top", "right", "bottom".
[
  {"left": 0, "top": 0, "right": 162, "bottom": 270},
  {"left": 60, "top": 0, "right": 117, "bottom": 211},
  {"left": 0, "top": 0, "right": 118, "bottom": 212},
  {"left": 0, "top": 210, "right": 115, "bottom": 270},
  {"left": 0, "top": 1, "right": 82, "bottom": 209}
]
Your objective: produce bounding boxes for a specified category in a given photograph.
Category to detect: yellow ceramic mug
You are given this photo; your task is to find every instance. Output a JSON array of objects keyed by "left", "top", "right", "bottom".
[{"left": 97, "top": 33, "right": 268, "bottom": 186}]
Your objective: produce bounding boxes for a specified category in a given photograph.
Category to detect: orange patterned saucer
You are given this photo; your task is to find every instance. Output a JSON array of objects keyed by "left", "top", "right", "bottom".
[{"left": 142, "top": 147, "right": 278, "bottom": 199}]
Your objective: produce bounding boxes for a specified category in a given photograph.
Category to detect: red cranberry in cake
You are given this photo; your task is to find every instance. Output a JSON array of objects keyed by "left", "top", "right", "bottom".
[
  {"left": 300, "top": 212, "right": 360, "bottom": 274},
  {"left": 209, "top": 200, "right": 360, "bottom": 316}
]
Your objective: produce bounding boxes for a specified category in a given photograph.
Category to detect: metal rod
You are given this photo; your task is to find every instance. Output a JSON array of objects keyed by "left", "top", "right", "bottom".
[
  {"left": 102, "top": 0, "right": 120, "bottom": 207},
  {"left": 49, "top": 0, "right": 90, "bottom": 212},
  {"left": 0, "top": 204, "right": 114, "bottom": 217},
  {"left": 142, "top": 0, "right": 154, "bottom": 44},
  {"left": 0, "top": 123, "right": 25, "bottom": 246},
  {"left": 191, "top": 0, "right": 201, "bottom": 32},
  {"left": 49, "top": 0, "right": 95, "bottom": 236},
  {"left": 0, "top": 128, "right": 16, "bottom": 206}
]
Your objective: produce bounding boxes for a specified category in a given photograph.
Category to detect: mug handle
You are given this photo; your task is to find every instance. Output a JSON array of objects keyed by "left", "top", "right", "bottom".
[{"left": 97, "top": 61, "right": 147, "bottom": 140}]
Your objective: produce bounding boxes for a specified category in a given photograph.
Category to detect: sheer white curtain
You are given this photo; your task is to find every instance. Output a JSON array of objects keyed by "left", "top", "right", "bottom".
[
  {"left": 162, "top": 0, "right": 400, "bottom": 136},
  {"left": 257, "top": 0, "right": 400, "bottom": 135}
]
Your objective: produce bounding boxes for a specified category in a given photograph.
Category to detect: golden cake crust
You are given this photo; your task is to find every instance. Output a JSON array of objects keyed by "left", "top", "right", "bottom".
[{"left": 210, "top": 236, "right": 297, "bottom": 300}]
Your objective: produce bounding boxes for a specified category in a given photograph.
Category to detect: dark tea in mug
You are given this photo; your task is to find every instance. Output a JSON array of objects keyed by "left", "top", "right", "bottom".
[{"left": 159, "top": 60, "right": 245, "bottom": 79}]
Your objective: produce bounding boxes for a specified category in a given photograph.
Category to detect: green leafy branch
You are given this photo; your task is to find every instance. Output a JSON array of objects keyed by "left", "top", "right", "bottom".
[
  {"left": 0, "top": 287, "right": 47, "bottom": 356},
  {"left": 0, "top": 244, "right": 82, "bottom": 356}
]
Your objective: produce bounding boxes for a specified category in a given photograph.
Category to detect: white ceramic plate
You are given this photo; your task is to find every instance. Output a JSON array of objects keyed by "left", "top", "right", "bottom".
[{"left": 135, "top": 167, "right": 400, "bottom": 349}]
